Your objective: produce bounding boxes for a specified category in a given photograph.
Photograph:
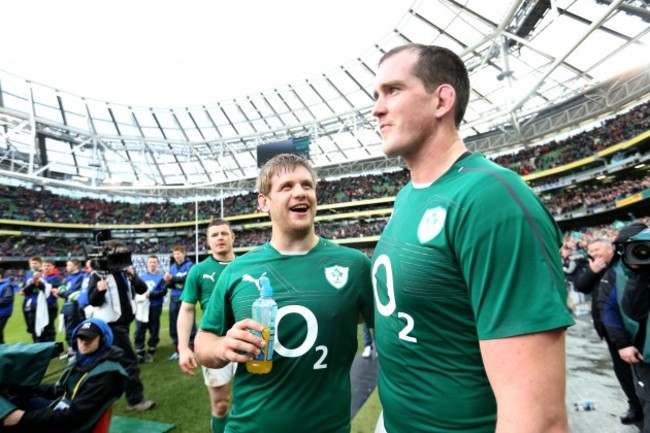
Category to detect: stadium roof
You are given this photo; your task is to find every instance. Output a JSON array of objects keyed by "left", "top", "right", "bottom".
[{"left": 1, "top": 0, "right": 649, "bottom": 200}]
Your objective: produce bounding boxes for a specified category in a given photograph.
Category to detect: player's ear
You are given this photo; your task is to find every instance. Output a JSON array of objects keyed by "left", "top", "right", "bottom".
[
  {"left": 434, "top": 83, "right": 456, "bottom": 121},
  {"left": 258, "top": 194, "right": 270, "bottom": 212}
]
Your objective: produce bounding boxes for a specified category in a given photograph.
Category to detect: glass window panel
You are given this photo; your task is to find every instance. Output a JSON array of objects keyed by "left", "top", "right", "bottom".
[
  {"left": 216, "top": 124, "right": 238, "bottom": 138},
  {"left": 248, "top": 95, "right": 277, "bottom": 118},
  {"left": 85, "top": 101, "right": 113, "bottom": 122},
  {"left": 309, "top": 79, "right": 340, "bottom": 101},
  {"left": 262, "top": 92, "right": 291, "bottom": 115},
  {"left": 292, "top": 84, "right": 322, "bottom": 106},
  {"left": 2, "top": 92, "right": 30, "bottom": 113},
  {"left": 140, "top": 126, "right": 164, "bottom": 139},
  {"left": 309, "top": 103, "right": 334, "bottom": 118},
  {"left": 344, "top": 62, "right": 376, "bottom": 90},
  {"left": 233, "top": 120, "right": 255, "bottom": 136},
  {"left": 220, "top": 104, "right": 247, "bottom": 124},
  {"left": 346, "top": 90, "right": 373, "bottom": 108},
  {"left": 131, "top": 110, "right": 158, "bottom": 128},
  {"left": 0, "top": 73, "right": 29, "bottom": 102},
  {"left": 606, "top": 10, "right": 648, "bottom": 35},
  {"left": 236, "top": 99, "right": 262, "bottom": 122},
  {"left": 326, "top": 97, "right": 353, "bottom": 113},
  {"left": 327, "top": 72, "right": 359, "bottom": 96},
  {"left": 34, "top": 103, "right": 64, "bottom": 123},
  {"left": 206, "top": 106, "right": 230, "bottom": 128},
  {"left": 591, "top": 43, "right": 650, "bottom": 79},
  {"left": 186, "top": 108, "right": 213, "bottom": 128},
  {"left": 174, "top": 110, "right": 199, "bottom": 133}
]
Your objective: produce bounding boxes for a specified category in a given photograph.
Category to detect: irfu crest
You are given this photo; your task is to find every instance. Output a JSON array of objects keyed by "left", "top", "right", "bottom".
[
  {"left": 325, "top": 266, "right": 349, "bottom": 289},
  {"left": 417, "top": 206, "right": 446, "bottom": 244}
]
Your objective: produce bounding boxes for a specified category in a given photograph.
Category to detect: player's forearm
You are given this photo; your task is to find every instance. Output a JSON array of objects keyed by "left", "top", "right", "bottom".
[
  {"left": 194, "top": 330, "right": 229, "bottom": 369},
  {"left": 176, "top": 304, "right": 195, "bottom": 351},
  {"left": 495, "top": 404, "right": 569, "bottom": 433}
]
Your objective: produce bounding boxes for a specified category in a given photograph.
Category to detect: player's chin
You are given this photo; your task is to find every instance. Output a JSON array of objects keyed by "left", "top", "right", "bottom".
[
  {"left": 291, "top": 214, "right": 313, "bottom": 226},
  {"left": 289, "top": 221, "right": 314, "bottom": 236},
  {"left": 381, "top": 138, "right": 409, "bottom": 159}
]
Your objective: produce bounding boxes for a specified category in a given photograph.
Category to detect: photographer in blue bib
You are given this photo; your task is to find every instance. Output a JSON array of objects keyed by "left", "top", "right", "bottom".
[
  {"left": 1, "top": 318, "right": 127, "bottom": 433},
  {"left": 603, "top": 222, "right": 650, "bottom": 432}
]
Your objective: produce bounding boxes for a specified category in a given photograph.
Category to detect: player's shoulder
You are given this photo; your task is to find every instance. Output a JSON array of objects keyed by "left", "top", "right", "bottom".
[
  {"left": 224, "top": 244, "right": 268, "bottom": 268},
  {"left": 318, "top": 239, "right": 370, "bottom": 262},
  {"left": 187, "top": 259, "right": 206, "bottom": 275},
  {"left": 459, "top": 153, "right": 522, "bottom": 183}
]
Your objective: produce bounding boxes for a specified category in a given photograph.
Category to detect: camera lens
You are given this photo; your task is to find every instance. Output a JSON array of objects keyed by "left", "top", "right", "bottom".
[{"left": 631, "top": 243, "right": 650, "bottom": 261}]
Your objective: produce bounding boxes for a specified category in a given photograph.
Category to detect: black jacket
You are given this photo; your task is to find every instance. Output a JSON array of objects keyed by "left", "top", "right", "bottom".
[
  {"left": 87, "top": 271, "right": 147, "bottom": 326},
  {"left": 574, "top": 259, "right": 619, "bottom": 338},
  {"left": 10, "top": 346, "right": 126, "bottom": 433}
]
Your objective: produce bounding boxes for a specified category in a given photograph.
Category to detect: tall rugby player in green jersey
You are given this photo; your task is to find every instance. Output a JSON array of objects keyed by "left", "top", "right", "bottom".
[
  {"left": 371, "top": 44, "right": 575, "bottom": 433},
  {"left": 194, "top": 154, "right": 374, "bottom": 433},
  {"left": 177, "top": 218, "right": 236, "bottom": 433}
]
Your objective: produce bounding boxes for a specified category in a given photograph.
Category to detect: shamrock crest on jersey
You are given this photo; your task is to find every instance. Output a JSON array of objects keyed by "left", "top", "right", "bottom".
[
  {"left": 325, "top": 266, "right": 349, "bottom": 289},
  {"left": 417, "top": 206, "right": 446, "bottom": 244}
]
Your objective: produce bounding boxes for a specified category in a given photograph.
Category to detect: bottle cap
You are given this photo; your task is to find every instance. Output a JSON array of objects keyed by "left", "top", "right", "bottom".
[{"left": 259, "top": 276, "right": 273, "bottom": 297}]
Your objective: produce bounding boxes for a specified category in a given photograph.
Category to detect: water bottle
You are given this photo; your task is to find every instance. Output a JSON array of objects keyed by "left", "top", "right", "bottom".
[
  {"left": 246, "top": 276, "right": 277, "bottom": 374},
  {"left": 573, "top": 399, "right": 595, "bottom": 411}
]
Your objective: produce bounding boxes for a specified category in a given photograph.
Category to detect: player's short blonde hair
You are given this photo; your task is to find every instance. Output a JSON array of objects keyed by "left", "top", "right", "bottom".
[{"left": 256, "top": 153, "right": 316, "bottom": 196}]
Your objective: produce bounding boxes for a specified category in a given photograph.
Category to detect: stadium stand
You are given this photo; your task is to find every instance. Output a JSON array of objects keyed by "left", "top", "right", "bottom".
[{"left": 0, "top": 99, "right": 648, "bottom": 270}]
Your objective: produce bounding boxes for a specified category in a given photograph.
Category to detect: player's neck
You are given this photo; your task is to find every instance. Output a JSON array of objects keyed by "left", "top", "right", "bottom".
[
  {"left": 270, "top": 231, "right": 319, "bottom": 253},
  {"left": 212, "top": 252, "right": 234, "bottom": 263},
  {"left": 408, "top": 135, "right": 467, "bottom": 184}
]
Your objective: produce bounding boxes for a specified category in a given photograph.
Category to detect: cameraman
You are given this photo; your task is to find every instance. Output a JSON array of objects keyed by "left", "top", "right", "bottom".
[
  {"left": 604, "top": 223, "right": 650, "bottom": 433},
  {"left": 87, "top": 241, "right": 155, "bottom": 412},
  {"left": 574, "top": 235, "right": 643, "bottom": 424}
]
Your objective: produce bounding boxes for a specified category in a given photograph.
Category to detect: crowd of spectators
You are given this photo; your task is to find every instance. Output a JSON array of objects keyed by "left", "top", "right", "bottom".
[
  {"left": 491, "top": 100, "right": 650, "bottom": 176},
  {"left": 543, "top": 174, "right": 650, "bottom": 216},
  {"left": 0, "top": 169, "right": 409, "bottom": 226},
  {"left": 0, "top": 219, "right": 388, "bottom": 258},
  {"left": 2, "top": 216, "right": 647, "bottom": 289},
  {"left": 0, "top": 98, "right": 645, "bottom": 227},
  {"left": 0, "top": 100, "right": 648, "bottom": 261}
]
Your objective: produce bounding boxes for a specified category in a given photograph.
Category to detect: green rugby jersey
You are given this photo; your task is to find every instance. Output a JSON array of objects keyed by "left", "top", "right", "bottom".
[
  {"left": 180, "top": 256, "right": 230, "bottom": 310},
  {"left": 371, "top": 153, "right": 574, "bottom": 432},
  {"left": 200, "top": 238, "right": 374, "bottom": 433}
]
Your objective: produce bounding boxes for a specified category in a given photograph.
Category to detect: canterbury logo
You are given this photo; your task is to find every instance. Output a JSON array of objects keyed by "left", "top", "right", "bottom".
[
  {"left": 202, "top": 272, "right": 216, "bottom": 282},
  {"left": 241, "top": 272, "right": 267, "bottom": 290}
]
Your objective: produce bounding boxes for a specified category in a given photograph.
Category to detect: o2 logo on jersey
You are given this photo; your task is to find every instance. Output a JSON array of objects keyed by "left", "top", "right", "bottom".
[
  {"left": 372, "top": 255, "right": 417, "bottom": 343},
  {"left": 417, "top": 207, "right": 446, "bottom": 244},
  {"left": 274, "top": 305, "right": 329, "bottom": 370}
]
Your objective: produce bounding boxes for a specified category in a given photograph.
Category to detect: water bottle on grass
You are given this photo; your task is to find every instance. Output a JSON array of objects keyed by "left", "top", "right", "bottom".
[{"left": 573, "top": 399, "right": 595, "bottom": 411}]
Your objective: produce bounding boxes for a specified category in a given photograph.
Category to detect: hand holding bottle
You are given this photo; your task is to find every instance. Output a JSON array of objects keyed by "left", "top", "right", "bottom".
[
  {"left": 246, "top": 276, "right": 278, "bottom": 374},
  {"left": 207, "top": 319, "right": 266, "bottom": 367}
]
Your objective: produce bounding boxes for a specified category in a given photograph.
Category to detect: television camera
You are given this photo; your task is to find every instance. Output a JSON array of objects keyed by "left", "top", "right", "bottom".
[
  {"left": 84, "top": 229, "right": 133, "bottom": 273},
  {"left": 619, "top": 227, "right": 650, "bottom": 323},
  {"left": 621, "top": 228, "right": 650, "bottom": 267}
]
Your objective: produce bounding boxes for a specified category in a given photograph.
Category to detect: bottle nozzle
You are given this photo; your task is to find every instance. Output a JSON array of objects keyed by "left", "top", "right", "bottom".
[{"left": 259, "top": 276, "right": 273, "bottom": 296}]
